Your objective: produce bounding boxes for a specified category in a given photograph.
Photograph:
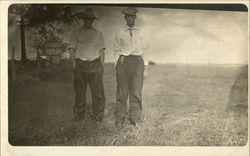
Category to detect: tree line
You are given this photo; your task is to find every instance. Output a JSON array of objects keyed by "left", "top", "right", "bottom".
[{"left": 9, "top": 4, "right": 80, "bottom": 63}]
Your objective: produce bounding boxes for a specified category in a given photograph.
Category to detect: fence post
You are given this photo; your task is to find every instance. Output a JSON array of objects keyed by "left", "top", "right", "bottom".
[
  {"left": 36, "top": 47, "right": 41, "bottom": 76},
  {"left": 37, "top": 48, "right": 40, "bottom": 69}
]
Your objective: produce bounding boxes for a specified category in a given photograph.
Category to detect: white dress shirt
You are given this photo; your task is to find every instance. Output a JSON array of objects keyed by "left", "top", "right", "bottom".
[{"left": 114, "top": 26, "right": 148, "bottom": 65}]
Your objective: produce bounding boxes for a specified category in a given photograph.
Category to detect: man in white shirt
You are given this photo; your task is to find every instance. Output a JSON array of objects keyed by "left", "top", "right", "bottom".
[
  {"left": 114, "top": 7, "right": 148, "bottom": 127},
  {"left": 68, "top": 8, "right": 105, "bottom": 122}
]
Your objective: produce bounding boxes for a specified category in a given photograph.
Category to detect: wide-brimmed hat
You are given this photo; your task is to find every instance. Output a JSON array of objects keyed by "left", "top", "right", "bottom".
[
  {"left": 76, "top": 8, "right": 98, "bottom": 19},
  {"left": 122, "top": 7, "right": 138, "bottom": 15}
]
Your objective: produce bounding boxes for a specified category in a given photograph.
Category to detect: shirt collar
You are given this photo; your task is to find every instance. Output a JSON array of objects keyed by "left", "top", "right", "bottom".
[
  {"left": 82, "top": 25, "right": 95, "bottom": 31},
  {"left": 124, "top": 25, "right": 139, "bottom": 31}
]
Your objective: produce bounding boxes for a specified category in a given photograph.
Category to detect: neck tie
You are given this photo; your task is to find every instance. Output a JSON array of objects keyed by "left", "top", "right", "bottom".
[{"left": 128, "top": 28, "right": 133, "bottom": 38}]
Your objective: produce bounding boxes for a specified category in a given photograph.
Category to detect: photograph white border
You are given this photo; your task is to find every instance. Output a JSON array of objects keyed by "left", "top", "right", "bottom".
[{"left": 1, "top": 0, "right": 249, "bottom": 156}]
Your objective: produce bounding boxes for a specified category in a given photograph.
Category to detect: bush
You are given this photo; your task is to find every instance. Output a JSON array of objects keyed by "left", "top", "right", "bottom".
[{"left": 148, "top": 61, "right": 156, "bottom": 65}]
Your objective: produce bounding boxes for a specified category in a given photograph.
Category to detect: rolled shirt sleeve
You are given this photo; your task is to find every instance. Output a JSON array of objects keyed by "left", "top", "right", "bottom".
[{"left": 99, "top": 32, "right": 105, "bottom": 51}]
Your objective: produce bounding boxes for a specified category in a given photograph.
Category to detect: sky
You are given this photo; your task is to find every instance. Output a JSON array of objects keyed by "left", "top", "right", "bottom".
[{"left": 8, "top": 5, "right": 248, "bottom": 64}]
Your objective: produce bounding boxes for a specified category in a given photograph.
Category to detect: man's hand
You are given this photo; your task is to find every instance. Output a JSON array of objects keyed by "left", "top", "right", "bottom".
[{"left": 144, "top": 65, "right": 149, "bottom": 79}]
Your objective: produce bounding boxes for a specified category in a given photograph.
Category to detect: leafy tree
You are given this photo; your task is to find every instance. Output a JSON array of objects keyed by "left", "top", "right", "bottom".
[{"left": 8, "top": 4, "right": 77, "bottom": 63}]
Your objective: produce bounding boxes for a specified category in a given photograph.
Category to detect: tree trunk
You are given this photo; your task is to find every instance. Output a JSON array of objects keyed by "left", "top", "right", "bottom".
[
  {"left": 36, "top": 48, "right": 40, "bottom": 73},
  {"left": 11, "top": 46, "right": 16, "bottom": 81},
  {"left": 20, "top": 13, "right": 27, "bottom": 63}
]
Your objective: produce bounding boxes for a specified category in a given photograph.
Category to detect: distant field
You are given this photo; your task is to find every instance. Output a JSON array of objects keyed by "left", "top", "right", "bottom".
[{"left": 8, "top": 64, "right": 248, "bottom": 146}]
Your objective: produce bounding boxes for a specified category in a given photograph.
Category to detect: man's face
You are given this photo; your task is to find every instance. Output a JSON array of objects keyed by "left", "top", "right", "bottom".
[
  {"left": 124, "top": 14, "right": 136, "bottom": 27},
  {"left": 83, "top": 18, "right": 95, "bottom": 28}
]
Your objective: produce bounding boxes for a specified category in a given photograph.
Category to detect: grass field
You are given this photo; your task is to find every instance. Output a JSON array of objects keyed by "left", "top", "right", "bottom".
[{"left": 8, "top": 63, "right": 248, "bottom": 146}]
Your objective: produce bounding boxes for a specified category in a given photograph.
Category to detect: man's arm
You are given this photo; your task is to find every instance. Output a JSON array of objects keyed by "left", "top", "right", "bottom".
[
  {"left": 99, "top": 48, "right": 105, "bottom": 65},
  {"left": 141, "top": 52, "right": 148, "bottom": 79},
  {"left": 114, "top": 33, "right": 122, "bottom": 65},
  {"left": 69, "top": 48, "right": 76, "bottom": 68},
  {"left": 141, "top": 31, "right": 149, "bottom": 79},
  {"left": 143, "top": 56, "right": 149, "bottom": 79},
  {"left": 68, "top": 29, "right": 77, "bottom": 68}
]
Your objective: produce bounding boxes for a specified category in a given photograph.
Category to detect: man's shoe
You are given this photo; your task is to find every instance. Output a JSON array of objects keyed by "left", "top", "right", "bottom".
[
  {"left": 115, "top": 122, "right": 124, "bottom": 129},
  {"left": 73, "top": 115, "right": 85, "bottom": 122},
  {"left": 115, "top": 119, "right": 125, "bottom": 127},
  {"left": 130, "top": 121, "right": 142, "bottom": 130},
  {"left": 91, "top": 114, "right": 104, "bottom": 122},
  {"left": 115, "top": 117, "right": 126, "bottom": 126}
]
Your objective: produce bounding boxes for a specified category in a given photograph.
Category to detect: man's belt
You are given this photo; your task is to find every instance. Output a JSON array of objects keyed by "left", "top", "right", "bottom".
[
  {"left": 76, "top": 57, "right": 100, "bottom": 63},
  {"left": 121, "top": 54, "right": 141, "bottom": 57}
]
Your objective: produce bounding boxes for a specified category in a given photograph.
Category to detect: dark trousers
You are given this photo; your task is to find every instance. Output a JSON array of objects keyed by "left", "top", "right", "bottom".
[
  {"left": 115, "top": 55, "right": 144, "bottom": 124},
  {"left": 74, "top": 58, "right": 105, "bottom": 121}
]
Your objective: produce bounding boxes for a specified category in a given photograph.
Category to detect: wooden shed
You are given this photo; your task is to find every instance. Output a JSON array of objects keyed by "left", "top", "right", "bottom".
[{"left": 42, "top": 42, "right": 66, "bottom": 65}]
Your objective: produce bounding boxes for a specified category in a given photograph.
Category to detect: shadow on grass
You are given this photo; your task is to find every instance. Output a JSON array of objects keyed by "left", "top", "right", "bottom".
[
  {"left": 228, "top": 65, "right": 248, "bottom": 112},
  {"left": 226, "top": 65, "right": 248, "bottom": 146}
]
